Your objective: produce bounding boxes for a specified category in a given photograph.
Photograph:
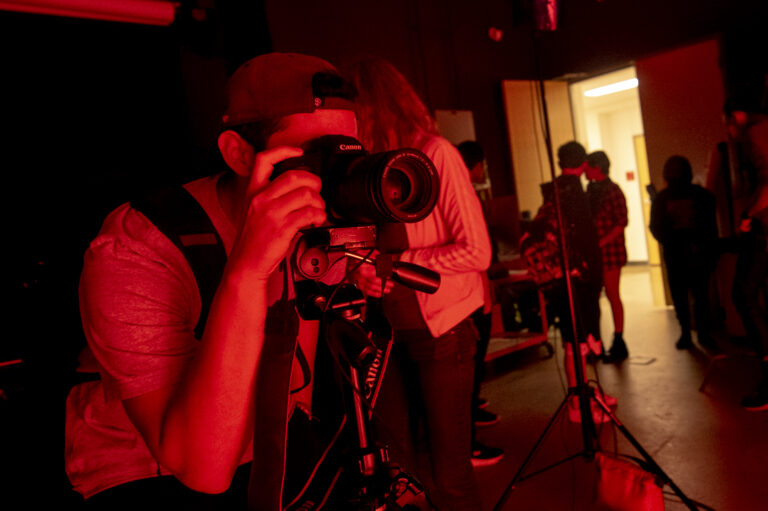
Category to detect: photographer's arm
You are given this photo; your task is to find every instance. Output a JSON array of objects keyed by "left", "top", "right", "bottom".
[{"left": 118, "top": 148, "right": 326, "bottom": 494}]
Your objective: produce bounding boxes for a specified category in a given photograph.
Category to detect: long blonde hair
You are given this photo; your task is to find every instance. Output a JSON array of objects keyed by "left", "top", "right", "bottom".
[{"left": 342, "top": 56, "right": 439, "bottom": 153}]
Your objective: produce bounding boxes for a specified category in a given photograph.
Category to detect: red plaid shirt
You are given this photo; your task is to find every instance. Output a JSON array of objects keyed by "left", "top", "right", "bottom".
[{"left": 589, "top": 179, "right": 628, "bottom": 268}]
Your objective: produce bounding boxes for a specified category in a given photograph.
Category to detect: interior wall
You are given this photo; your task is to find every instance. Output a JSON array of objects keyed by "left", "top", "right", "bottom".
[
  {"left": 635, "top": 38, "right": 726, "bottom": 195},
  {"left": 635, "top": 38, "right": 728, "bottom": 312},
  {"left": 538, "top": 0, "right": 762, "bottom": 80},
  {"left": 502, "top": 80, "right": 574, "bottom": 218}
]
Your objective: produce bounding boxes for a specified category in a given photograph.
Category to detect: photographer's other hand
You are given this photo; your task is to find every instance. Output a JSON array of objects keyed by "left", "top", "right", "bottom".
[
  {"left": 352, "top": 249, "right": 394, "bottom": 298},
  {"left": 228, "top": 146, "right": 327, "bottom": 281}
]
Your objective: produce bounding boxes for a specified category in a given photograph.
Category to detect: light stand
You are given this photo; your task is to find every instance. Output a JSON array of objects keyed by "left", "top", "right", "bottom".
[{"left": 492, "top": 30, "right": 700, "bottom": 511}]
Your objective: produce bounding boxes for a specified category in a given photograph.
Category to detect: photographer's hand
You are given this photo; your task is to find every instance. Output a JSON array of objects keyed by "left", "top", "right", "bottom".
[
  {"left": 227, "top": 146, "right": 328, "bottom": 281},
  {"left": 352, "top": 249, "right": 394, "bottom": 298}
]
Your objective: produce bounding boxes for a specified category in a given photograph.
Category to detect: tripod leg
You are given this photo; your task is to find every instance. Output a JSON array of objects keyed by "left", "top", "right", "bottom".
[
  {"left": 591, "top": 393, "right": 700, "bottom": 511},
  {"left": 492, "top": 392, "right": 571, "bottom": 511},
  {"left": 565, "top": 343, "right": 597, "bottom": 455}
]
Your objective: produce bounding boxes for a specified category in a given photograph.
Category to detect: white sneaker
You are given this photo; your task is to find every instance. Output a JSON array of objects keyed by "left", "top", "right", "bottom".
[{"left": 471, "top": 442, "right": 504, "bottom": 467}]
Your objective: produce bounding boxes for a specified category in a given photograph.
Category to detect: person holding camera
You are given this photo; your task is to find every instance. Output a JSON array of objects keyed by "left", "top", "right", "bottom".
[
  {"left": 343, "top": 56, "right": 491, "bottom": 511},
  {"left": 65, "top": 53, "right": 372, "bottom": 508}
]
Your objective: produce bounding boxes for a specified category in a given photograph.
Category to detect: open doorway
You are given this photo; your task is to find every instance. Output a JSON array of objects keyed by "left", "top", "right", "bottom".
[{"left": 569, "top": 66, "right": 651, "bottom": 263}]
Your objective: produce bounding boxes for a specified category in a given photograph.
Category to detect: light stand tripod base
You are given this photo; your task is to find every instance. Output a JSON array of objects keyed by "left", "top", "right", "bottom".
[
  {"left": 493, "top": 28, "right": 701, "bottom": 511},
  {"left": 495, "top": 386, "right": 593, "bottom": 505},
  {"left": 493, "top": 384, "right": 701, "bottom": 511}
]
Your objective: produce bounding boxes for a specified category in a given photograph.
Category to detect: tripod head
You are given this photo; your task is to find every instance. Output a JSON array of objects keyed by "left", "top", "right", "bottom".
[{"left": 292, "top": 225, "right": 441, "bottom": 295}]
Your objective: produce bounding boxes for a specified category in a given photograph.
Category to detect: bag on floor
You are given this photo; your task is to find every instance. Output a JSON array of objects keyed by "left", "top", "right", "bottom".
[{"left": 594, "top": 452, "right": 665, "bottom": 511}]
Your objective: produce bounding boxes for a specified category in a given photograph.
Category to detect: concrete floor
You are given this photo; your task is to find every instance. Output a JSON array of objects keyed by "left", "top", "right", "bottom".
[{"left": 474, "top": 265, "right": 768, "bottom": 511}]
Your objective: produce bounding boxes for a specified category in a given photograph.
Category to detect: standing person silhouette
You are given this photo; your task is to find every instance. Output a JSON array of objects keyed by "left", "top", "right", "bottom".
[
  {"left": 650, "top": 155, "right": 718, "bottom": 351},
  {"left": 586, "top": 151, "right": 629, "bottom": 363},
  {"left": 457, "top": 140, "right": 505, "bottom": 467}
]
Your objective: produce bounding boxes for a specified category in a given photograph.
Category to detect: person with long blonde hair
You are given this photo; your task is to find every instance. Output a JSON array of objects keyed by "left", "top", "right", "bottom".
[{"left": 343, "top": 56, "right": 491, "bottom": 511}]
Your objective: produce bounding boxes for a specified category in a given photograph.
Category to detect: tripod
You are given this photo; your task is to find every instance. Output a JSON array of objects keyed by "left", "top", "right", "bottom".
[
  {"left": 293, "top": 276, "right": 434, "bottom": 510},
  {"left": 493, "top": 32, "right": 700, "bottom": 511}
]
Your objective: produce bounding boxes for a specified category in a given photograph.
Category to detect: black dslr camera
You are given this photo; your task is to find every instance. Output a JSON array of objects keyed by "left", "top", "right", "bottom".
[
  {"left": 272, "top": 135, "right": 440, "bottom": 225},
  {"left": 272, "top": 135, "right": 441, "bottom": 298}
]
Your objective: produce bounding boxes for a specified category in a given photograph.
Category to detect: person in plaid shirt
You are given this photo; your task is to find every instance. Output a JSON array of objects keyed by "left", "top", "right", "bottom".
[{"left": 586, "top": 151, "right": 629, "bottom": 362}]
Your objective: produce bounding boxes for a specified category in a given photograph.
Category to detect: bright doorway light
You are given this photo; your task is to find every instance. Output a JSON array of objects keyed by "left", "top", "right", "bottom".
[
  {"left": 569, "top": 66, "right": 649, "bottom": 263},
  {"left": 584, "top": 78, "right": 639, "bottom": 97}
]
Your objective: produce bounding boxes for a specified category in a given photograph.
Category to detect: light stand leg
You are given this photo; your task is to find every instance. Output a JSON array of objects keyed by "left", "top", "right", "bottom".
[
  {"left": 492, "top": 389, "right": 571, "bottom": 511},
  {"left": 590, "top": 394, "right": 700, "bottom": 511}
]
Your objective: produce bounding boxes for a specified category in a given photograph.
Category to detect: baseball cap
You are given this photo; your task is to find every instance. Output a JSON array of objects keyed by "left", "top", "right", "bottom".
[{"left": 221, "top": 52, "right": 357, "bottom": 128}]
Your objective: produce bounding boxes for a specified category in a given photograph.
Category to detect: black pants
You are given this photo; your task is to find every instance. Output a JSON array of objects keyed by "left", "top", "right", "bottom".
[
  {"left": 373, "top": 319, "right": 481, "bottom": 511},
  {"left": 546, "top": 279, "right": 601, "bottom": 345},
  {"left": 470, "top": 307, "right": 492, "bottom": 446},
  {"left": 470, "top": 307, "right": 492, "bottom": 411},
  {"left": 664, "top": 248, "right": 713, "bottom": 337}
]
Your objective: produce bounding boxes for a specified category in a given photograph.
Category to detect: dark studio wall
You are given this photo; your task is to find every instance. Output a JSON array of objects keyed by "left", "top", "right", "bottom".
[
  {"left": 2, "top": 5, "right": 272, "bottom": 368},
  {"left": 266, "top": 0, "right": 537, "bottom": 199},
  {"left": 266, "top": 0, "right": 768, "bottom": 196}
]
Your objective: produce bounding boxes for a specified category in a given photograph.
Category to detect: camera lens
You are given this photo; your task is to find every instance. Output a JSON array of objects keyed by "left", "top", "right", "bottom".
[
  {"left": 382, "top": 167, "right": 412, "bottom": 207},
  {"left": 327, "top": 149, "right": 439, "bottom": 224},
  {"left": 284, "top": 135, "right": 440, "bottom": 225},
  {"left": 376, "top": 151, "right": 438, "bottom": 222}
]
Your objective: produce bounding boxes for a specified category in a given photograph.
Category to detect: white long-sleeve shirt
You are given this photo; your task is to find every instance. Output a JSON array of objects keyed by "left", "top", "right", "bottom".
[{"left": 400, "top": 135, "right": 492, "bottom": 337}]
